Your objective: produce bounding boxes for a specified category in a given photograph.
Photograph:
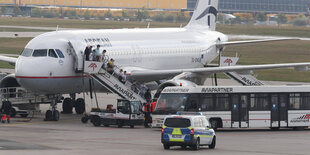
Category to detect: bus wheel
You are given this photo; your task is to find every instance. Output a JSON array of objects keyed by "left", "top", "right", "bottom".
[{"left": 210, "top": 119, "right": 218, "bottom": 130}]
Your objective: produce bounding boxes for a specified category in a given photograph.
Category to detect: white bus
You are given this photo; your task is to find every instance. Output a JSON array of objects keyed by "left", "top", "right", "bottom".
[{"left": 152, "top": 86, "right": 310, "bottom": 130}]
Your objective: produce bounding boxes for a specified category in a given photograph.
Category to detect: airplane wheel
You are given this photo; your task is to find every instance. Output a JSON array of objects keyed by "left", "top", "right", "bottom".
[
  {"left": 75, "top": 98, "right": 85, "bottom": 114},
  {"left": 44, "top": 110, "right": 53, "bottom": 121},
  {"left": 62, "top": 98, "right": 73, "bottom": 114},
  {"left": 53, "top": 110, "right": 60, "bottom": 121}
]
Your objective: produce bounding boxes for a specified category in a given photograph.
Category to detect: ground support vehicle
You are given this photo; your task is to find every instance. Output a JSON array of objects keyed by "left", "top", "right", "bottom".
[
  {"left": 0, "top": 87, "right": 49, "bottom": 118},
  {"left": 90, "top": 99, "right": 144, "bottom": 128},
  {"left": 161, "top": 114, "right": 216, "bottom": 150},
  {"left": 153, "top": 85, "right": 310, "bottom": 130}
]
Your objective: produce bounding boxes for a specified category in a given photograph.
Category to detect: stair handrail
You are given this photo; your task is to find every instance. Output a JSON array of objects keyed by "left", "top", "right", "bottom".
[{"left": 98, "top": 63, "right": 145, "bottom": 99}]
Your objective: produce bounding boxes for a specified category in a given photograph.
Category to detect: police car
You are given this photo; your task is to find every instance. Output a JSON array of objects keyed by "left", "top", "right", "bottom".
[{"left": 161, "top": 113, "right": 216, "bottom": 150}]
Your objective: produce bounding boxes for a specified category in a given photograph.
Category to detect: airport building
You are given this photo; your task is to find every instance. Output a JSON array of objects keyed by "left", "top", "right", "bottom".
[{"left": 0, "top": 0, "right": 310, "bottom": 14}]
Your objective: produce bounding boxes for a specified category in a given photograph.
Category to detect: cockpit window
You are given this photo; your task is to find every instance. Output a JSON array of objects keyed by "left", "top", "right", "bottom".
[
  {"left": 55, "top": 49, "right": 65, "bottom": 58},
  {"left": 21, "top": 48, "right": 33, "bottom": 57},
  {"left": 32, "top": 49, "right": 47, "bottom": 57},
  {"left": 48, "top": 49, "right": 58, "bottom": 58}
]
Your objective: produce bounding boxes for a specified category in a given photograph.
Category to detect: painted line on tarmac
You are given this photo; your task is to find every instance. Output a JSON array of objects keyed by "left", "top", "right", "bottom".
[{"left": 0, "top": 118, "right": 80, "bottom": 127}]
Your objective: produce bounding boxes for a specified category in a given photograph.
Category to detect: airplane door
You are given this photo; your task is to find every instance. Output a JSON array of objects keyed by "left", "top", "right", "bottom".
[{"left": 68, "top": 40, "right": 87, "bottom": 72}]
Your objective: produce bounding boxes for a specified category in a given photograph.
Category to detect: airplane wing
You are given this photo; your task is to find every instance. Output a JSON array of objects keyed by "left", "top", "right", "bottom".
[
  {"left": 0, "top": 55, "right": 18, "bottom": 65},
  {"left": 129, "top": 62, "right": 310, "bottom": 81},
  {"left": 217, "top": 38, "right": 298, "bottom": 47}
]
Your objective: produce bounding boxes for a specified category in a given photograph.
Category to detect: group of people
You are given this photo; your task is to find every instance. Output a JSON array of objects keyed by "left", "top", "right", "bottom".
[
  {"left": 84, "top": 45, "right": 107, "bottom": 62},
  {"left": 118, "top": 69, "right": 127, "bottom": 84},
  {"left": 84, "top": 45, "right": 117, "bottom": 74}
]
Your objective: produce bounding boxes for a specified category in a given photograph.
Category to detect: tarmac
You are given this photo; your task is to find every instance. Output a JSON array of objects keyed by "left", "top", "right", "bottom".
[
  {"left": 0, "top": 78, "right": 309, "bottom": 155},
  {"left": 0, "top": 106, "right": 309, "bottom": 155}
]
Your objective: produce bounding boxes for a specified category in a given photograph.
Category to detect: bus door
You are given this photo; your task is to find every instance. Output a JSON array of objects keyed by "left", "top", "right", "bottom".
[
  {"left": 271, "top": 94, "right": 288, "bottom": 128},
  {"left": 231, "top": 94, "right": 249, "bottom": 128}
]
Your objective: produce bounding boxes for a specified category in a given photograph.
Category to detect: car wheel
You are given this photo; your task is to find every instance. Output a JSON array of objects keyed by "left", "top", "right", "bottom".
[
  {"left": 163, "top": 144, "right": 170, "bottom": 150},
  {"left": 209, "top": 136, "right": 216, "bottom": 149},
  {"left": 191, "top": 138, "right": 200, "bottom": 150},
  {"left": 181, "top": 145, "right": 187, "bottom": 149}
]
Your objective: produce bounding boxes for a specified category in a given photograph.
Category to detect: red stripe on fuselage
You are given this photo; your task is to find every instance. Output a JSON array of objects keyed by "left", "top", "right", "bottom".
[{"left": 16, "top": 75, "right": 88, "bottom": 79}]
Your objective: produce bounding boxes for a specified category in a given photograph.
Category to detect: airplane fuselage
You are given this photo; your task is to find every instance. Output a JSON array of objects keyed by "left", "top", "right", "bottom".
[{"left": 15, "top": 28, "right": 227, "bottom": 94}]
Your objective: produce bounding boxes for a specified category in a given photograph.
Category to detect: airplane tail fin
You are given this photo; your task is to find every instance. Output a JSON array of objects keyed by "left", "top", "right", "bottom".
[{"left": 186, "top": 0, "right": 218, "bottom": 31}]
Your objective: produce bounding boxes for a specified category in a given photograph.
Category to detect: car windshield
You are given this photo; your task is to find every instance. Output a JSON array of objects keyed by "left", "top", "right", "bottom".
[
  {"left": 153, "top": 93, "right": 188, "bottom": 114},
  {"left": 164, "top": 118, "right": 191, "bottom": 128},
  {"left": 32, "top": 49, "right": 47, "bottom": 57},
  {"left": 21, "top": 48, "right": 33, "bottom": 57}
]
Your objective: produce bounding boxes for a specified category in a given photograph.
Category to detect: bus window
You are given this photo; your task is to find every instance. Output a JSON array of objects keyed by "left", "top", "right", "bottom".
[
  {"left": 289, "top": 93, "right": 301, "bottom": 110},
  {"left": 250, "top": 94, "right": 269, "bottom": 111},
  {"left": 153, "top": 93, "right": 188, "bottom": 114},
  {"left": 215, "top": 94, "right": 229, "bottom": 110},
  {"left": 185, "top": 94, "right": 199, "bottom": 112},
  {"left": 200, "top": 94, "right": 213, "bottom": 111},
  {"left": 301, "top": 93, "right": 310, "bottom": 110}
]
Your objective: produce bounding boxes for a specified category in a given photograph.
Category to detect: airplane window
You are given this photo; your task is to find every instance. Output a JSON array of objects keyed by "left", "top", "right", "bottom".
[
  {"left": 32, "top": 49, "right": 47, "bottom": 57},
  {"left": 55, "top": 49, "right": 65, "bottom": 58},
  {"left": 48, "top": 49, "right": 58, "bottom": 58},
  {"left": 21, "top": 48, "right": 33, "bottom": 57}
]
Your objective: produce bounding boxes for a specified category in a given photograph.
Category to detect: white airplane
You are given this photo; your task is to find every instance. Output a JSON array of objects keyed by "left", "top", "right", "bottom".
[{"left": 0, "top": 0, "right": 310, "bottom": 121}]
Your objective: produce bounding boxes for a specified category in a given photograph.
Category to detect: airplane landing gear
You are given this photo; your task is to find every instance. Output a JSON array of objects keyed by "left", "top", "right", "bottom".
[
  {"left": 45, "top": 96, "right": 61, "bottom": 121},
  {"left": 62, "top": 98, "right": 74, "bottom": 114},
  {"left": 75, "top": 98, "right": 85, "bottom": 114},
  {"left": 62, "top": 94, "right": 85, "bottom": 114}
]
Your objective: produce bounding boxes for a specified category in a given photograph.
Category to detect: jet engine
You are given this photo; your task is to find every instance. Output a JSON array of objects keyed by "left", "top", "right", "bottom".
[
  {"left": 0, "top": 74, "right": 21, "bottom": 88},
  {"left": 157, "top": 79, "right": 197, "bottom": 92}
]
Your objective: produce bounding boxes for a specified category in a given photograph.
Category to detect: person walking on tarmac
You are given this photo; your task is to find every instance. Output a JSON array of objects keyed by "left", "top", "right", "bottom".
[
  {"left": 1, "top": 98, "right": 12, "bottom": 123},
  {"left": 144, "top": 102, "right": 151, "bottom": 128}
]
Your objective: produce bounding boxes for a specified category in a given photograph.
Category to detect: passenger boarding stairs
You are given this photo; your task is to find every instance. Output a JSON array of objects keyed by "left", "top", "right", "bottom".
[
  {"left": 220, "top": 56, "right": 265, "bottom": 86},
  {"left": 84, "top": 61, "right": 146, "bottom": 103}
]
